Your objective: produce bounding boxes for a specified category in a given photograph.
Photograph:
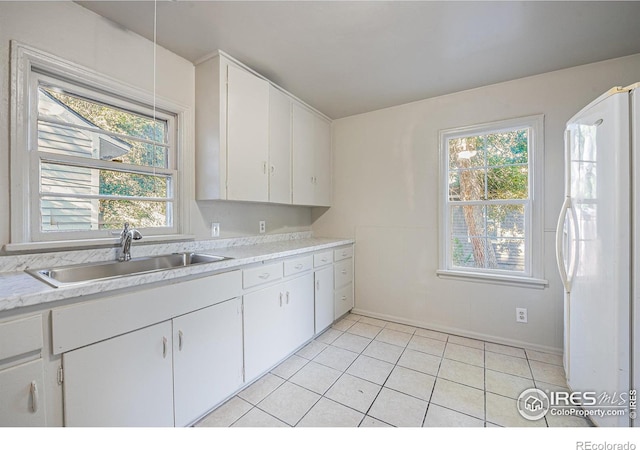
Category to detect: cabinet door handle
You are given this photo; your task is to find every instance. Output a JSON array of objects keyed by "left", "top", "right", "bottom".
[
  {"left": 341, "top": 296, "right": 347, "bottom": 302},
  {"left": 30, "top": 381, "right": 38, "bottom": 413},
  {"left": 162, "top": 336, "right": 168, "bottom": 358},
  {"left": 294, "top": 264, "right": 303, "bottom": 270},
  {"left": 286, "top": 291, "right": 290, "bottom": 304},
  {"left": 316, "top": 280, "right": 320, "bottom": 291},
  {"left": 258, "top": 272, "right": 271, "bottom": 280},
  {"left": 263, "top": 161, "right": 267, "bottom": 174},
  {"left": 279, "top": 292, "right": 283, "bottom": 307},
  {"left": 271, "top": 165, "right": 275, "bottom": 174},
  {"left": 178, "top": 330, "right": 184, "bottom": 351},
  {"left": 341, "top": 269, "right": 347, "bottom": 275}
]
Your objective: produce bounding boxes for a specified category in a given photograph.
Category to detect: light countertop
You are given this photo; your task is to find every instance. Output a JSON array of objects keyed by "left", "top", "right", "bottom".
[{"left": 0, "top": 235, "right": 353, "bottom": 313}]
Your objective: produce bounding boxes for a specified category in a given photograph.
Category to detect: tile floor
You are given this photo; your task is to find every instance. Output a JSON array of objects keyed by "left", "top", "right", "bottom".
[{"left": 195, "top": 313, "right": 592, "bottom": 428}]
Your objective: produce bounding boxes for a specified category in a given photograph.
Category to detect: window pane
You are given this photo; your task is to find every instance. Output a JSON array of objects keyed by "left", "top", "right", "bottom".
[
  {"left": 38, "top": 120, "right": 168, "bottom": 169},
  {"left": 487, "top": 204, "right": 525, "bottom": 239},
  {"left": 451, "top": 236, "right": 478, "bottom": 268},
  {"left": 40, "top": 197, "right": 170, "bottom": 231},
  {"left": 41, "top": 163, "right": 168, "bottom": 199},
  {"left": 491, "top": 238, "right": 525, "bottom": 271},
  {"left": 449, "top": 169, "right": 485, "bottom": 201},
  {"left": 39, "top": 86, "right": 166, "bottom": 143},
  {"left": 99, "top": 199, "right": 169, "bottom": 229},
  {"left": 486, "top": 166, "right": 528, "bottom": 200},
  {"left": 451, "top": 205, "right": 485, "bottom": 236},
  {"left": 448, "top": 136, "right": 485, "bottom": 170},
  {"left": 485, "top": 130, "right": 528, "bottom": 165}
]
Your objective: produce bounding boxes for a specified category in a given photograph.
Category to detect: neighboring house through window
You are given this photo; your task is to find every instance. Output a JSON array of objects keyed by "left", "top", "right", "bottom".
[{"left": 437, "top": 115, "right": 547, "bottom": 287}]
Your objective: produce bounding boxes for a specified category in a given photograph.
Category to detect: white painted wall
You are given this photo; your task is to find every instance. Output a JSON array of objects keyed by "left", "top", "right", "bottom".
[
  {"left": 312, "top": 54, "right": 640, "bottom": 352},
  {"left": 0, "top": 2, "right": 311, "bottom": 250}
]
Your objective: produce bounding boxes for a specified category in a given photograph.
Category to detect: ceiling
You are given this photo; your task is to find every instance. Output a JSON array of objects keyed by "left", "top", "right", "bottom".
[{"left": 78, "top": 1, "right": 640, "bottom": 119}]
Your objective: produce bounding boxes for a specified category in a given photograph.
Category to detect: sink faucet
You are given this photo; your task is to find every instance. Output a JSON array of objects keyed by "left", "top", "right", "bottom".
[{"left": 117, "top": 223, "right": 143, "bottom": 262}]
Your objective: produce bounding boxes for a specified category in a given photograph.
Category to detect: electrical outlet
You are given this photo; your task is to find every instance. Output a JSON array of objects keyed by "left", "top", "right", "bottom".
[
  {"left": 211, "top": 222, "right": 220, "bottom": 237},
  {"left": 516, "top": 308, "right": 528, "bottom": 323},
  {"left": 259, "top": 220, "right": 266, "bottom": 234}
]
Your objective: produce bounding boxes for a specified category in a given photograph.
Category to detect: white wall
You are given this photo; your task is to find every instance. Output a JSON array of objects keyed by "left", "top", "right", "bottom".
[
  {"left": 312, "top": 54, "right": 640, "bottom": 352},
  {"left": 0, "top": 2, "right": 311, "bottom": 250}
]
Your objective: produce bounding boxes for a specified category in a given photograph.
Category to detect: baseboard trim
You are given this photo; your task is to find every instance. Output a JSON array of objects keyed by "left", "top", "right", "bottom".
[{"left": 350, "top": 308, "right": 563, "bottom": 355}]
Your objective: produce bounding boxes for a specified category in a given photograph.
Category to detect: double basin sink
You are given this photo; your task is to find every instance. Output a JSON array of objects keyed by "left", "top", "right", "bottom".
[{"left": 27, "top": 252, "right": 232, "bottom": 288}]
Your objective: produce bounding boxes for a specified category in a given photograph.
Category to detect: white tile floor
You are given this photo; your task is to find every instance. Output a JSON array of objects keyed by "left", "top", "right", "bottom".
[{"left": 195, "top": 313, "right": 592, "bottom": 428}]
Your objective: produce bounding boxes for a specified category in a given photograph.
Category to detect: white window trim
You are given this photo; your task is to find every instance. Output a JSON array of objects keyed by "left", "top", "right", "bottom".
[
  {"left": 437, "top": 114, "right": 548, "bottom": 288},
  {"left": 9, "top": 41, "right": 192, "bottom": 250}
]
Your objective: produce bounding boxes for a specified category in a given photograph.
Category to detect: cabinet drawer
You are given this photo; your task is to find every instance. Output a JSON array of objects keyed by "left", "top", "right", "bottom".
[
  {"left": 0, "top": 315, "right": 43, "bottom": 362},
  {"left": 334, "top": 260, "right": 353, "bottom": 289},
  {"left": 0, "top": 359, "right": 46, "bottom": 426},
  {"left": 284, "top": 255, "right": 313, "bottom": 277},
  {"left": 313, "top": 250, "right": 333, "bottom": 268},
  {"left": 334, "top": 246, "right": 354, "bottom": 262},
  {"left": 334, "top": 284, "right": 354, "bottom": 319},
  {"left": 243, "top": 262, "right": 283, "bottom": 289}
]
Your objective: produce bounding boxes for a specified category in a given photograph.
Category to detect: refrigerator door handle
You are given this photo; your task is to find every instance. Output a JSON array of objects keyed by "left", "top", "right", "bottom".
[
  {"left": 567, "top": 205, "right": 580, "bottom": 283},
  {"left": 556, "top": 196, "right": 572, "bottom": 292}
]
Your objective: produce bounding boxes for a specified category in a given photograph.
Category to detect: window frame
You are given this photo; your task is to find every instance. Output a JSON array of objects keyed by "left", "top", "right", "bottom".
[
  {"left": 437, "top": 115, "right": 547, "bottom": 288},
  {"left": 9, "top": 41, "right": 191, "bottom": 249}
]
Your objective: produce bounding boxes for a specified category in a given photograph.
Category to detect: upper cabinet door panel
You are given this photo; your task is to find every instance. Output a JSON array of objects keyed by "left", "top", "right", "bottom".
[
  {"left": 269, "top": 86, "right": 292, "bottom": 204},
  {"left": 226, "top": 65, "right": 269, "bottom": 202},
  {"left": 292, "top": 104, "right": 315, "bottom": 205}
]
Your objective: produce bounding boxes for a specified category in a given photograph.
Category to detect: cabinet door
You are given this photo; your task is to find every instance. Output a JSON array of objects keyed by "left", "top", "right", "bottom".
[
  {"left": 63, "top": 321, "right": 174, "bottom": 427},
  {"left": 313, "top": 115, "right": 332, "bottom": 207},
  {"left": 173, "top": 298, "right": 243, "bottom": 427},
  {"left": 284, "top": 273, "right": 315, "bottom": 351},
  {"left": 243, "top": 283, "right": 288, "bottom": 382},
  {"left": 314, "top": 267, "right": 334, "bottom": 334},
  {"left": 292, "top": 103, "right": 315, "bottom": 205},
  {"left": 269, "top": 86, "right": 292, "bottom": 204},
  {"left": 0, "top": 359, "right": 46, "bottom": 426},
  {"left": 226, "top": 64, "right": 269, "bottom": 202},
  {"left": 335, "top": 284, "right": 354, "bottom": 319}
]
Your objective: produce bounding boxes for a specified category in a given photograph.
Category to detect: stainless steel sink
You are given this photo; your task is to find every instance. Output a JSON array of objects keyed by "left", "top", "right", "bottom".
[{"left": 27, "top": 253, "right": 232, "bottom": 288}]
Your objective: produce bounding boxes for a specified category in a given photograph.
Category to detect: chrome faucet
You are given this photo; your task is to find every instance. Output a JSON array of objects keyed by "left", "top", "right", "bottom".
[{"left": 117, "top": 223, "right": 143, "bottom": 261}]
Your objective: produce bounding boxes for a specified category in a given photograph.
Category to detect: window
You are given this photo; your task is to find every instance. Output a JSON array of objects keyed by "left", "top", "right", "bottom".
[
  {"left": 438, "top": 116, "right": 546, "bottom": 287},
  {"left": 10, "top": 42, "right": 187, "bottom": 247}
]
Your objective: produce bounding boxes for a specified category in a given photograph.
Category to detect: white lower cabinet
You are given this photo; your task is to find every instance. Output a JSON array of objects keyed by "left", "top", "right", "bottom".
[
  {"left": 173, "top": 298, "right": 243, "bottom": 427},
  {"left": 0, "top": 359, "right": 47, "bottom": 426},
  {"left": 63, "top": 321, "right": 175, "bottom": 427},
  {"left": 314, "top": 266, "right": 334, "bottom": 333},
  {"left": 244, "top": 273, "right": 314, "bottom": 382}
]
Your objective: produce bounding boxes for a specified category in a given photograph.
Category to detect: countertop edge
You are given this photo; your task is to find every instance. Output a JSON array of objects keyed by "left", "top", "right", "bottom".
[{"left": 0, "top": 238, "right": 354, "bottom": 314}]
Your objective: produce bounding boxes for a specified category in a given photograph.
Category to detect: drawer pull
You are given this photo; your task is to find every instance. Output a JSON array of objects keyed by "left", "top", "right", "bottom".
[
  {"left": 178, "top": 330, "right": 184, "bottom": 351},
  {"left": 342, "top": 251, "right": 348, "bottom": 257},
  {"left": 341, "top": 296, "right": 347, "bottom": 302},
  {"left": 341, "top": 269, "right": 348, "bottom": 275},
  {"left": 321, "top": 258, "right": 327, "bottom": 263},
  {"left": 258, "top": 273, "right": 271, "bottom": 280},
  {"left": 294, "top": 264, "right": 304, "bottom": 270},
  {"left": 30, "top": 381, "right": 38, "bottom": 413},
  {"left": 162, "top": 336, "right": 168, "bottom": 358}
]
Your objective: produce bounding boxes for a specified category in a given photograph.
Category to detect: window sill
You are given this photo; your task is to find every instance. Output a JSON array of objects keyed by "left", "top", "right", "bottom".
[
  {"left": 4, "top": 234, "right": 196, "bottom": 254},
  {"left": 436, "top": 269, "right": 548, "bottom": 289}
]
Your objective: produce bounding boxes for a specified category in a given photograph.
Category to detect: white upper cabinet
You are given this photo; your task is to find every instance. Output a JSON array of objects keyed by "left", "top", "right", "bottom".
[
  {"left": 268, "top": 86, "right": 292, "bottom": 204},
  {"left": 293, "top": 104, "right": 332, "bottom": 206},
  {"left": 196, "top": 51, "right": 331, "bottom": 207},
  {"left": 226, "top": 65, "right": 270, "bottom": 202}
]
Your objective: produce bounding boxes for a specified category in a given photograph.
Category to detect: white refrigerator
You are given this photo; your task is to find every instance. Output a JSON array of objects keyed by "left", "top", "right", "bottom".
[{"left": 556, "top": 83, "right": 639, "bottom": 427}]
